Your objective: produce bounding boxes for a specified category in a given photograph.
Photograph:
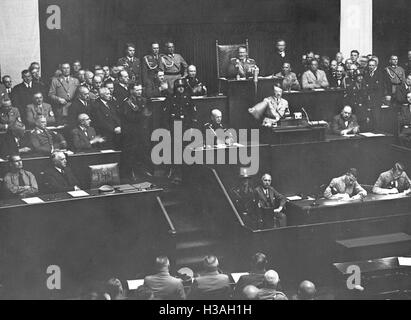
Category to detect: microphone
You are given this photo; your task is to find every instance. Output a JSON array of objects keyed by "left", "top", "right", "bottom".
[{"left": 301, "top": 107, "right": 311, "bottom": 125}]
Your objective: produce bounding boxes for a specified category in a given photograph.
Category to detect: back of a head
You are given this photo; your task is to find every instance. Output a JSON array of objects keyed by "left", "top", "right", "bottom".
[
  {"left": 243, "top": 285, "right": 260, "bottom": 300},
  {"left": 105, "top": 278, "right": 124, "bottom": 299},
  {"left": 203, "top": 255, "right": 219, "bottom": 272},
  {"left": 297, "top": 280, "right": 317, "bottom": 300},
  {"left": 252, "top": 252, "right": 267, "bottom": 271},
  {"left": 155, "top": 256, "right": 170, "bottom": 272},
  {"left": 264, "top": 270, "right": 279, "bottom": 289},
  {"left": 134, "top": 285, "right": 154, "bottom": 300}
]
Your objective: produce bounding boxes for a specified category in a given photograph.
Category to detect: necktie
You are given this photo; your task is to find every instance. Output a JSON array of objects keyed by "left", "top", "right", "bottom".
[
  {"left": 83, "top": 128, "right": 88, "bottom": 137},
  {"left": 18, "top": 171, "right": 25, "bottom": 187},
  {"left": 313, "top": 71, "right": 318, "bottom": 80}
]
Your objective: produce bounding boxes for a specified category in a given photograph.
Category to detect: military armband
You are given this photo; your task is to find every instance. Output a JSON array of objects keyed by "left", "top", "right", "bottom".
[{"left": 49, "top": 111, "right": 54, "bottom": 117}]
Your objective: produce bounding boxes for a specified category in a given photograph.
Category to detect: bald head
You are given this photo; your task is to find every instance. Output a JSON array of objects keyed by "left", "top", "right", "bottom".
[
  {"left": 243, "top": 285, "right": 260, "bottom": 300},
  {"left": 211, "top": 109, "right": 222, "bottom": 125},
  {"left": 188, "top": 65, "right": 197, "bottom": 78},
  {"left": 78, "top": 113, "right": 91, "bottom": 127},
  {"left": 297, "top": 280, "right": 316, "bottom": 300},
  {"left": 341, "top": 106, "right": 353, "bottom": 120},
  {"left": 264, "top": 270, "right": 280, "bottom": 288},
  {"left": 99, "top": 87, "right": 111, "bottom": 101}
]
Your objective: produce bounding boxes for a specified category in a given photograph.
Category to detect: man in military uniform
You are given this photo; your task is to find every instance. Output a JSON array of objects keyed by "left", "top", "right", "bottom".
[
  {"left": 395, "top": 74, "right": 411, "bottom": 105},
  {"left": 404, "top": 50, "right": 411, "bottom": 77},
  {"left": 162, "top": 79, "right": 197, "bottom": 184},
  {"left": 182, "top": 65, "right": 207, "bottom": 96},
  {"left": 26, "top": 92, "right": 55, "bottom": 129},
  {"left": 117, "top": 43, "right": 141, "bottom": 85},
  {"left": 228, "top": 46, "right": 258, "bottom": 79},
  {"left": 159, "top": 41, "right": 188, "bottom": 93},
  {"left": 0, "top": 98, "right": 22, "bottom": 133},
  {"left": 113, "top": 70, "right": 130, "bottom": 104},
  {"left": 142, "top": 42, "right": 162, "bottom": 90},
  {"left": 145, "top": 70, "right": 169, "bottom": 98},
  {"left": 120, "top": 84, "right": 152, "bottom": 179},
  {"left": 29, "top": 116, "right": 67, "bottom": 155},
  {"left": 48, "top": 63, "right": 80, "bottom": 125},
  {"left": 385, "top": 55, "right": 406, "bottom": 95},
  {"left": 373, "top": 162, "right": 411, "bottom": 195},
  {"left": 398, "top": 93, "right": 411, "bottom": 147},
  {"left": 3, "top": 154, "right": 38, "bottom": 198},
  {"left": 203, "top": 109, "right": 233, "bottom": 147},
  {"left": 344, "top": 71, "right": 370, "bottom": 130}
]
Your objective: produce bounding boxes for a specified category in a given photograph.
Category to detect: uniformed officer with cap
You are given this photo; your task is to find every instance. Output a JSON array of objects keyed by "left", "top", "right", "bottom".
[{"left": 228, "top": 46, "right": 258, "bottom": 79}]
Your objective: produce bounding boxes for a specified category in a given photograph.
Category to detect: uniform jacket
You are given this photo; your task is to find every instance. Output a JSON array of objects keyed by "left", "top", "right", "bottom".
[
  {"left": 159, "top": 53, "right": 188, "bottom": 76},
  {"left": 42, "top": 166, "right": 80, "bottom": 194},
  {"left": 3, "top": 169, "right": 38, "bottom": 198},
  {"left": 330, "top": 114, "right": 359, "bottom": 135},
  {"left": 26, "top": 103, "right": 55, "bottom": 128},
  {"left": 10, "top": 81, "right": 42, "bottom": 115},
  {"left": 395, "top": 83, "right": 411, "bottom": 105},
  {"left": 301, "top": 69, "right": 329, "bottom": 89},
  {"left": 162, "top": 94, "right": 198, "bottom": 130},
  {"left": 324, "top": 175, "right": 367, "bottom": 199},
  {"left": 29, "top": 128, "right": 66, "bottom": 155},
  {"left": 373, "top": 169, "right": 411, "bottom": 193},
  {"left": 228, "top": 57, "right": 257, "bottom": 78},
  {"left": 117, "top": 56, "right": 141, "bottom": 84},
  {"left": 0, "top": 130, "right": 31, "bottom": 158},
  {"left": 274, "top": 72, "right": 301, "bottom": 91},
  {"left": 113, "top": 83, "right": 129, "bottom": 104},
  {"left": 67, "top": 98, "right": 92, "bottom": 128},
  {"left": 48, "top": 76, "right": 80, "bottom": 115},
  {"left": 182, "top": 76, "right": 207, "bottom": 96},
  {"left": 363, "top": 68, "right": 390, "bottom": 106},
  {"left": 0, "top": 106, "right": 21, "bottom": 131},
  {"left": 266, "top": 51, "right": 293, "bottom": 75},
  {"left": 188, "top": 271, "right": 232, "bottom": 300},
  {"left": 144, "top": 271, "right": 186, "bottom": 300},
  {"left": 233, "top": 272, "right": 265, "bottom": 299},
  {"left": 71, "top": 126, "right": 97, "bottom": 152},
  {"left": 142, "top": 54, "right": 162, "bottom": 85}
]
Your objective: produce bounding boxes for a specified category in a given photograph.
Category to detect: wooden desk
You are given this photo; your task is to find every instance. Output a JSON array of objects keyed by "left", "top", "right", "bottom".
[
  {"left": 149, "top": 95, "right": 228, "bottom": 130},
  {"left": 261, "top": 124, "right": 327, "bottom": 144},
  {"left": 220, "top": 78, "right": 345, "bottom": 129},
  {"left": 286, "top": 193, "right": 411, "bottom": 226},
  {"left": 0, "top": 150, "right": 121, "bottom": 189},
  {"left": 0, "top": 187, "right": 165, "bottom": 299}
]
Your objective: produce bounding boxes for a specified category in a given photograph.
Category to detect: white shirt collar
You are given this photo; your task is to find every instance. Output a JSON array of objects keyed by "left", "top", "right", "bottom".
[{"left": 55, "top": 167, "right": 63, "bottom": 173}]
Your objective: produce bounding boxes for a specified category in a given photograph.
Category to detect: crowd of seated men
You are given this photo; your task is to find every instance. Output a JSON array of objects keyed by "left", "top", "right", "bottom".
[
  {"left": 230, "top": 162, "right": 411, "bottom": 230},
  {"left": 78, "top": 253, "right": 318, "bottom": 300}
]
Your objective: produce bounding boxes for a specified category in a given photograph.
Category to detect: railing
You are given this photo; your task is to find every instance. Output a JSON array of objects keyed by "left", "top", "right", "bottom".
[
  {"left": 156, "top": 196, "right": 177, "bottom": 235},
  {"left": 210, "top": 168, "right": 246, "bottom": 228}
]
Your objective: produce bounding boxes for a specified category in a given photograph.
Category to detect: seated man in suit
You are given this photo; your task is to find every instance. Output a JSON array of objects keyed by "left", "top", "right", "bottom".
[
  {"left": 188, "top": 255, "right": 231, "bottom": 300},
  {"left": 249, "top": 85, "right": 290, "bottom": 127},
  {"left": 43, "top": 150, "right": 81, "bottom": 193},
  {"left": 3, "top": 154, "right": 38, "bottom": 198},
  {"left": 71, "top": 113, "right": 105, "bottom": 152},
  {"left": 203, "top": 109, "right": 233, "bottom": 146},
  {"left": 398, "top": 93, "right": 411, "bottom": 147},
  {"left": 227, "top": 46, "right": 258, "bottom": 79},
  {"left": 257, "top": 270, "right": 288, "bottom": 300},
  {"left": 301, "top": 59, "right": 329, "bottom": 89},
  {"left": 143, "top": 256, "right": 186, "bottom": 300},
  {"left": 182, "top": 65, "right": 207, "bottom": 96},
  {"left": 233, "top": 252, "right": 268, "bottom": 299},
  {"left": 254, "top": 173, "right": 287, "bottom": 229},
  {"left": 91, "top": 87, "right": 121, "bottom": 149},
  {"left": 373, "top": 162, "right": 411, "bottom": 195},
  {"left": 324, "top": 168, "right": 367, "bottom": 200},
  {"left": 0, "top": 122, "right": 31, "bottom": 158},
  {"left": 274, "top": 62, "right": 301, "bottom": 91},
  {"left": 29, "top": 116, "right": 67, "bottom": 155},
  {"left": 331, "top": 106, "right": 360, "bottom": 136},
  {"left": 26, "top": 92, "right": 55, "bottom": 129}
]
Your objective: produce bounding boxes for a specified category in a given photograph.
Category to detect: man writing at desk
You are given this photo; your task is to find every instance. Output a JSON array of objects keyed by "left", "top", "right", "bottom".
[
  {"left": 331, "top": 106, "right": 360, "bottom": 136},
  {"left": 324, "top": 168, "right": 367, "bottom": 200},
  {"left": 373, "top": 162, "right": 411, "bottom": 195},
  {"left": 249, "top": 85, "right": 290, "bottom": 127}
]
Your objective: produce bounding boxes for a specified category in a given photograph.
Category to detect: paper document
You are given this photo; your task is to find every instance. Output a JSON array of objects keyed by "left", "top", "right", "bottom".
[
  {"left": 287, "top": 195, "right": 303, "bottom": 201},
  {"left": 398, "top": 257, "right": 411, "bottom": 266},
  {"left": 100, "top": 149, "right": 116, "bottom": 153},
  {"left": 127, "top": 279, "right": 144, "bottom": 290},
  {"left": 231, "top": 273, "right": 249, "bottom": 283},
  {"left": 22, "top": 197, "right": 44, "bottom": 204},
  {"left": 359, "top": 132, "right": 385, "bottom": 137},
  {"left": 68, "top": 190, "right": 89, "bottom": 197}
]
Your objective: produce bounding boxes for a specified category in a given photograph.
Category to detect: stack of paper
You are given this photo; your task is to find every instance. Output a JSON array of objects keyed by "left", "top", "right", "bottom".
[
  {"left": 68, "top": 190, "right": 89, "bottom": 197},
  {"left": 22, "top": 197, "right": 44, "bottom": 204},
  {"left": 398, "top": 257, "right": 411, "bottom": 266}
]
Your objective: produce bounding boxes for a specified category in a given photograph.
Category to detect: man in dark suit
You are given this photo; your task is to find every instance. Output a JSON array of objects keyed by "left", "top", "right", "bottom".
[
  {"left": 71, "top": 113, "right": 104, "bottom": 152},
  {"left": 265, "top": 39, "right": 294, "bottom": 76},
  {"left": 113, "top": 71, "right": 129, "bottom": 104},
  {"left": 42, "top": 150, "right": 81, "bottom": 194},
  {"left": 117, "top": 43, "right": 141, "bottom": 85},
  {"left": 143, "top": 256, "right": 186, "bottom": 300},
  {"left": 254, "top": 173, "right": 287, "bottom": 229},
  {"left": 91, "top": 87, "right": 121, "bottom": 149},
  {"left": 329, "top": 65, "right": 347, "bottom": 89},
  {"left": 363, "top": 58, "right": 391, "bottom": 130},
  {"left": 67, "top": 86, "right": 92, "bottom": 128},
  {"left": 0, "top": 122, "right": 31, "bottom": 159},
  {"left": 188, "top": 256, "right": 231, "bottom": 300},
  {"left": 395, "top": 74, "right": 411, "bottom": 105},
  {"left": 48, "top": 62, "right": 80, "bottom": 125},
  {"left": 10, "top": 70, "right": 42, "bottom": 122},
  {"left": 398, "top": 93, "right": 411, "bottom": 147},
  {"left": 233, "top": 252, "right": 268, "bottom": 299},
  {"left": 331, "top": 106, "right": 360, "bottom": 136},
  {"left": 26, "top": 92, "right": 55, "bottom": 129},
  {"left": 1, "top": 75, "right": 13, "bottom": 100}
]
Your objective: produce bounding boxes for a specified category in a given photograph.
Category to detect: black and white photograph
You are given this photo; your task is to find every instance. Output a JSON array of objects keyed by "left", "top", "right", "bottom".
[{"left": 0, "top": 0, "right": 410, "bottom": 303}]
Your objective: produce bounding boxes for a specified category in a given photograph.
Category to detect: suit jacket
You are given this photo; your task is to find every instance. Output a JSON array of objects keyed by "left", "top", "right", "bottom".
[
  {"left": 67, "top": 98, "right": 92, "bottom": 128},
  {"left": 91, "top": 99, "right": 121, "bottom": 137},
  {"left": 42, "top": 166, "right": 80, "bottom": 194},
  {"left": 233, "top": 272, "right": 265, "bottom": 299},
  {"left": 3, "top": 169, "right": 38, "bottom": 198},
  {"left": 48, "top": 76, "right": 79, "bottom": 114},
  {"left": 188, "top": 271, "right": 231, "bottom": 300},
  {"left": 10, "top": 82, "right": 42, "bottom": 116},
  {"left": 301, "top": 69, "right": 329, "bottom": 89},
  {"left": 266, "top": 51, "right": 294, "bottom": 75},
  {"left": 143, "top": 271, "right": 185, "bottom": 300},
  {"left": 113, "top": 83, "right": 129, "bottom": 104},
  {"left": 363, "top": 68, "right": 390, "bottom": 106},
  {"left": 395, "top": 83, "right": 411, "bottom": 105},
  {"left": 26, "top": 103, "right": 55, "bottom": 128},
  {"left": 329, "top": 76, "right": 347, "bottom": 89},
  {"left": 71, "top": 126, "right": 97, "bottom": 152},
  {"left": 254, "top": 185, "right": 287, "bottom": 209},
  {"left": 29, "top": 128, "right": 66, "bottom": 155},
  {"left": 331, "top": 114, "right": 359, "bottom": 135},
  {"left": 0, "top": 130, "right": 31, "bottom": 158}
]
